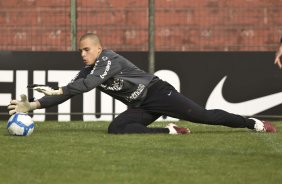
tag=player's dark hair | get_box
[80,32,103,47]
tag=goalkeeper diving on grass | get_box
[8,33,277,134]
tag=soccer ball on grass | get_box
[7,113,34,136]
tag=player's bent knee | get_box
[108,126,117,134]
[108,124,123,134]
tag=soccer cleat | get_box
[166,123,191,135]
[249,118,277,133]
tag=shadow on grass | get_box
[2,129,108,137]
[191,129,251,134]
[36,127,107,134]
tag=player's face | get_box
[79,38,102,65]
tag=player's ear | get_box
[98,46,102,53]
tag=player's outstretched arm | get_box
[7,94,40,115]
[33,86,63,96]
[274,39,282,69]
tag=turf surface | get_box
[0,121,281,184]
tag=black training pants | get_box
[108,80,255,134]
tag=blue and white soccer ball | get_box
[7,113,34,136]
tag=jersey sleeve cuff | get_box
[62,86,70,95]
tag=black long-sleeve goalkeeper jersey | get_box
[38,49,159,108]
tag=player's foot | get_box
[166,123,191,134]
[249,118,277,133]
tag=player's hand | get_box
[33,86,63,96]
[7,94,32,115]
[274,45,282,69]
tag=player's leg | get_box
[108,108,168,134]
[162,91,254,128]
[163,92,276,132]
[142,80,255,129]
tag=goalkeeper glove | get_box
[7,94,38,115]
[33,86,63,96]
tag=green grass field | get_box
[0,120,282,184]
